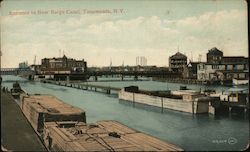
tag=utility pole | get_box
[34,55,36,65]
[198,54,202,62]
[109,58,112,70]
[191,51,193,62]
[0,50,2,80]
[0,50,2,85]
[59,49,61,57]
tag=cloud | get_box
[1,9,248,67]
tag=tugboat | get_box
[10,81,24,98]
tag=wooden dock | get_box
[41,80,121,94]
[153,77,206,85]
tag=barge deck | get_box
[118,86,211,114]
[43,120,183,151]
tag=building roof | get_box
[62,55,67,59]
[170,52,187,59]
[222,56,248,64]
[207,47,223,55]
[223,56,247,59]
[189,61,206,65]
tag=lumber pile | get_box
[42,120,183,151]
[20,94,86,133]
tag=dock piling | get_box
[161,98,163,113]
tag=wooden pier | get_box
[153,77,206,85]
[41,80,121,94]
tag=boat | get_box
[232,78,248,85]
[212,87,249,103]
[118,86,214,114]
[20,94,183,151]
[10,81,24,98]
[208,87,249,116]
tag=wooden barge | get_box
[20,94,86,134]
[118,86,212,114]
[42,120,183,151]
[20,94,183,151]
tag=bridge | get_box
[1,67,181,81]
[86,70,181,81]
[0,68,34,75]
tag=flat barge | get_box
[20,94,86,134]
[43,120,183,151]
[20,94,183,151]
[118,86,213,114]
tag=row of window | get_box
[198,64,246,70]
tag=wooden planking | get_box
[50,127,72,142]
[77,141,109,151]
[69,141,87,151]
[60,128,78,140]
[47,127,87,151]
[117,146,143,151]
[122,133,183,151]
[22,95,84,114]
[97,120,136,134]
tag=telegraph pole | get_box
[0,50,2,85]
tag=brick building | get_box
[40,55,87,74]
[169,52,187,72]
[207,47,223,64]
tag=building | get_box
[186,61,206,79]
[169,52,187,72]
[19,61,29,69]
[206,47,223,64]
[136,56,147,66]
[197,48,248,83]
[222,56,249,69]
[197,63,248,82]
[197,63,221,82]
[40,55,87,74]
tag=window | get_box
[199,64,204,70]
[227,65,233,70]
[239,73,245,78]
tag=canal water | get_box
[2,75,249,151]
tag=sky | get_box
[0,0,248,68]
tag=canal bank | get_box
[1,75,249,151]
[153,77,206,85]
[1,91,47,151]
